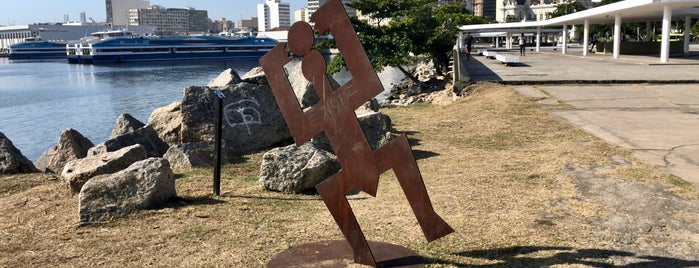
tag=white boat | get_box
[9,36,68,60]
[67,30,277,64]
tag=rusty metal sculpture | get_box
[260,0,454,266]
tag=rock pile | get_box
[383,59,455,107]
[1,60,404,221]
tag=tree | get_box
[326,0,485,86]
[548,0,587,18]
[427,4,487,75]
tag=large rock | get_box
[89,126,169,158]
[110,114,145,139]
[35,128,94,173]
[180,84,290,154]
[208,68,242,88]
[259,142,340,194]
[62,144,148,193]
[0,132,38,174]
[78,157,175,224]
[241,67,267,84]
[311,112,395,152]
[146,101,182,146]
[286,58,320,109]
[357,112,395,150]
[163,141,228,169]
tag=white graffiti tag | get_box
[223,98,262,135]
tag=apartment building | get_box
[128,6,208,35]
[257,0,291,31]
[106,0,150,26]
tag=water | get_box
[0,57,404,161]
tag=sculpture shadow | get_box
[392,131,440,160]
[426,246,699,268]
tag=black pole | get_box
[213,90,225,196]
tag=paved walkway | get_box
[462,46,699,188]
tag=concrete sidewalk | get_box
[462,47,699,188]
[464,46,699,83]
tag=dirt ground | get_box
[1,82,698,267]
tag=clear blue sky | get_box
[0,0,308,26]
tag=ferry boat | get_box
[8,37,68,60]
[67,30,278,64]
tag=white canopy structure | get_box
[459,0,699,63]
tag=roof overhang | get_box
[460,0,699,32]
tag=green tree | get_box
[326,0,484,86]
[428,4,486,75]
[548,0,587,18]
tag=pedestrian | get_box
[464,32,474,61]
[589,32,599,52]
[519,33,526,56]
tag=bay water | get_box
[0,57,402,161]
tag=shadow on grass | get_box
[413,149,440,160]
[426,246,699,267]
[164,196,226,209]
[393,131,440,160]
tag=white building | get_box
[257,0,291,31]
[306,0,356,21]
[106,0,150,26]
[496,0,593,23]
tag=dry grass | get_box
[1,82,697,267]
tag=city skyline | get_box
[0,0,308,26]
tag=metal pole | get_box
[213,90,225,196]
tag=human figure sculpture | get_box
[259,0,454,265]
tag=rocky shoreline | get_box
[0,59,452,223]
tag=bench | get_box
[495,54,520,66]
[482,50,497,59]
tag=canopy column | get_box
[684,16,691,54]
[660,4,672,63]
[613,14,621,59]
[562,24,568,54]
[506,32,512,49]
[645,21,652,41]
[536,27,541,52]
[583,19,589,56]
[458,32,464,51]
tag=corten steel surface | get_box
[259,0,454,266]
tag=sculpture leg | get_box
[315,171,377,266]
[375,134,455,242]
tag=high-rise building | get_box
[257,0,291,31]
[106,0,150,26]
[481,0,497,19]
[307,0,356,20]
[294,8,308,23]
[128,6,208,35]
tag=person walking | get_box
[589,32,599,52]
[519,33,526,56]
[464,32,474,61]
